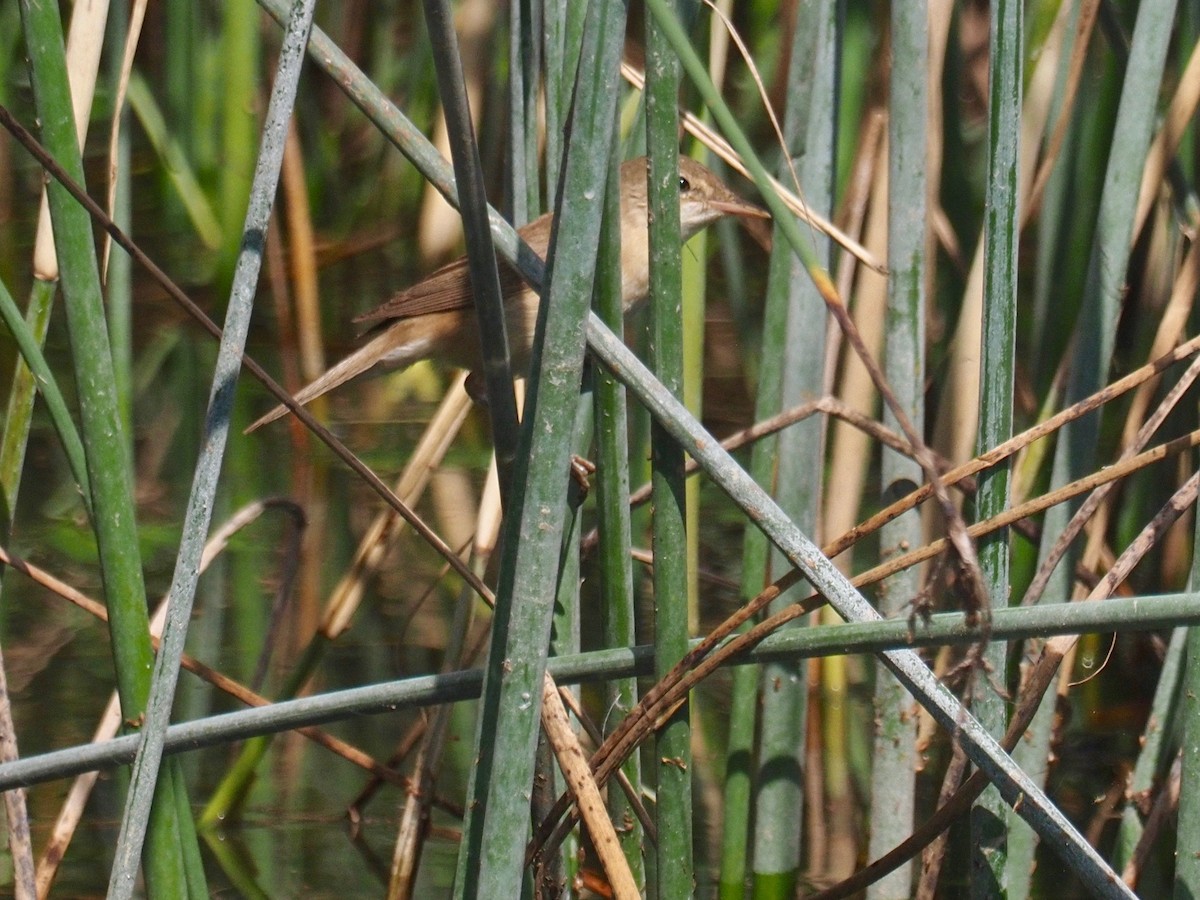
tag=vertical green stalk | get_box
[542,0,586,199]
[747,4,837,898]
[422,0,519,490]
[869,4,927,898]
[593,137,645,889]
[972,0,1021,895]
[542,0,564,195]
[0,279,89,500]
[539,1,585,881]
[1176,518,1200,896]
[548,391,592,886]
[108,0,133,470]
[506,0,539,226]
[162,0,199,257]
[645,6,692,898]
[17,1,190,895]
[218,0,260,276]
[0,279,56,523]
[718,658,756,898]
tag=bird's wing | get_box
[353,255,529,323]
[355,214,552,324]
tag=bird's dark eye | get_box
[679,176,692,192]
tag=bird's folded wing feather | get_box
[351,257,522,322]
[354,215,553,324]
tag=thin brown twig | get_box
[530,417,1200,861]
[915,744,968,900]
[1022,0,1101,225]
[853,429,1200,592]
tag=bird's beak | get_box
[712,197,771,220]
[715,196,773,254]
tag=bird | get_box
[246,155,768,432]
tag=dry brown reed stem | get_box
[321,374,473,638]
[1134,31,1200,235]
[36,690,120,898]
[816,131,885,878]
[537,675,640,900]
[265,217,305,431]
[555,686,656,843]
[810,470,1200,900]
[924,0,956,279]
[0,647,32,900]
[387,732,435,898]
[1023,0,1100,226]
[1121,240,1200,453]
[820,120,887,591]
[280,119,325,386]
[830,107,888,393]
[347,712,430,829]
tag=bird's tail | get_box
[244,327,410,433]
